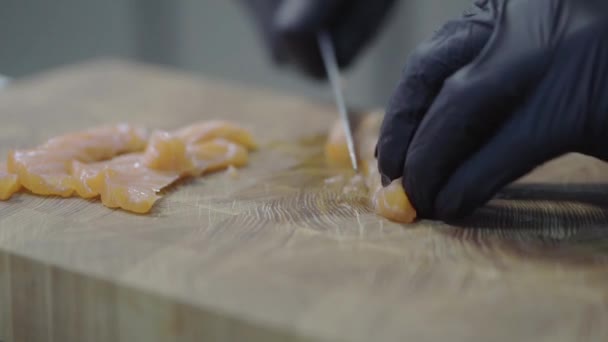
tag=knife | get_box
[317,31,359,172]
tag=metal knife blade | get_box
[317,31,359,172]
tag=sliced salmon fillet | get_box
[0,163,20,200]
[2,120,256,214]
[41,124,148,162]
[141,131,249,175]
[70,137,250,213]
[7,124,147,197]
[70,153,179,212]
[70,154,141,198]
[190,138,249,175]
[96,141,246,214]
[96,168,179,214]
[7,149,73,197]
[87,159,180,214]
[174,120,257,150]
[142,131,197,175]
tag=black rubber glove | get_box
[239,0,396,79]
[376,0,608,220]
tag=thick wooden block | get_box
[0,252,13,342]
[1,59,608,341]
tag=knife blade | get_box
[317,31,359,172]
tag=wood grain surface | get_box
[1,59,608,342]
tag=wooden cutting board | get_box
[2,59,608,342]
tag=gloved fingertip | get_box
[376,136,406,182]
[376,112,422,183]
[402,150,437,218]
[381,174,391,187]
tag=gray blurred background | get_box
[0,0,470,109]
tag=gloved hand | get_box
[239,0,396,79]
[376,0,608,220]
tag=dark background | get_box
[0,0,470,108]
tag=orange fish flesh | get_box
[0,163,20,200]
[1,120,256,214]
[174,120,257,150]
[7,124,147,197]
[324,117,417,223]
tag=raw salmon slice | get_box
[70,154,141,198]
[141,131,196,175]
[41,124,148,162]
[71,153,180,209]
[88,160,180,214]
[2,120,256,214]
[142,131,249,176]
[103,139,249,213]
[190,138,249,174]
[8,124,147,197]
[174,120,257,150]
[71,138,250,213]
[0,163,20,200]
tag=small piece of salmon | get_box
[174,120,257,150]
[141,131,197,176]
[190,138,249,175]
[324,116,417,224]
[0,163,20,200]
[88,159,180,214]
[70,154,142,198]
